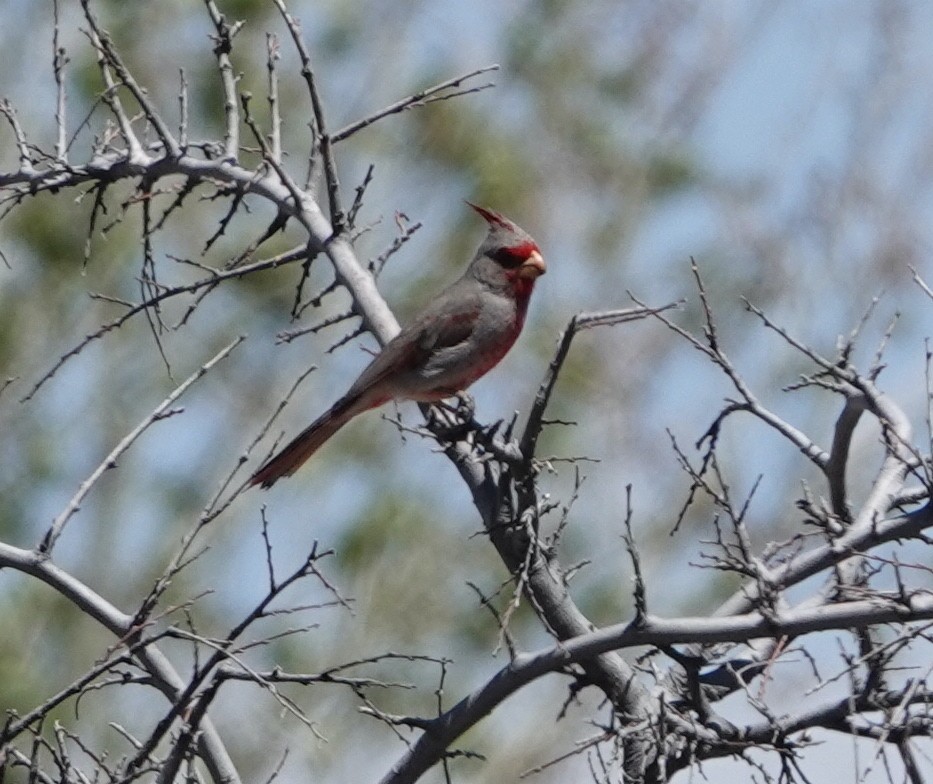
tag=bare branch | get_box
[0,100,34,173]
[266,33,282,164]
[0,542,240,784]
[80,0,180,157]
[203,0,241,161]
[21,243,306,402]
[383,591,933,784]
[910,265,933,301]
[272,0,343,230]
[824,393,868,519]
[41,337,245,554]
[332,65,500,143]
[521,303,679,460]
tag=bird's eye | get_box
[492,244,534,268]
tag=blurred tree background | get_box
[1,1,930,782]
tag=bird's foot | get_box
[452,391,475,422]
[428,392,477,442]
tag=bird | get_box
[249,203,546,488]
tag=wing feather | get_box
[344,284,482,400]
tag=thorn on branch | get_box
[621,485,648,625]
[347,164,374,230]
[369,217,422,278]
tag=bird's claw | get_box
[428,392,477,442]
[453,391,475,421]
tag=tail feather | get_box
[250,399,355,489]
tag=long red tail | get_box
[250,398,356,488]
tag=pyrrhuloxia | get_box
[250,203,546,488]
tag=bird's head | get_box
[467,202,546,297]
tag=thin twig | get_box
[267,33,282,164]
[203,0,241,160]
[0,100,34,173]
[52,0,68,161]
[81,0,178,157]
[41,337,244,554]
[520,303,679,459]
[272,0,343,230]
[332,65,500,143]
[21,245,306,401]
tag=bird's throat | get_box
[509,274,537,303]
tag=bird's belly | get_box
[408,321,522,400]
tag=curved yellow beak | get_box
[518,250,547,279]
